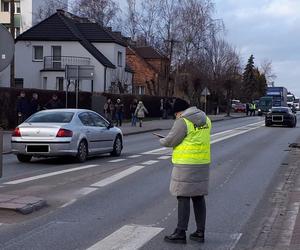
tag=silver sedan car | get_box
[11,109,123,163]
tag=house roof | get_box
[16,10,128,68]
[134,46,168,60]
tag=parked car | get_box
[233,103,246,113]
[11,109,123,163]
[265,107,297,127]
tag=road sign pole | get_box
[0,129,3,178]
[205,93,207,114]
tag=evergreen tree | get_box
[242,55,256,101]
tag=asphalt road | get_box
[0,115,298,250]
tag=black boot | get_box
[190,230,205,243]
[164,228,186,244]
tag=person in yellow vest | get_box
[159,98,211,244]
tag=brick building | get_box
[126,46,169,96]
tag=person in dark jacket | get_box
[115,99,124,127]
[29,93,40,116]
[45,94,63,109]
[130,99,138,126]
[159,98,211,245]
[16,91,30,123]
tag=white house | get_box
[2,9,133,93]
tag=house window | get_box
[136,86,145,95]
[15,2,20,14]
[33,46,43,61]
[15,78,24,88]
[43,77,47,89]
[117,51,122,67]
[52,46,62,69]
[2,2,9,12]
[56,77,64,91]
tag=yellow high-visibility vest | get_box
[172,117,211,165]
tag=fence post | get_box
[0,128,3,178]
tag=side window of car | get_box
[89,113,107,128]
[79,113,94,126]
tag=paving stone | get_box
[0,194,18,202]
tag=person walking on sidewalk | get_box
[16,91,30,124]
[29,93,40,116]
[130,99,138,126]
[115,99,124,127]
[104,98,114,122]
[135,101,148,127]
[159,98,211,245]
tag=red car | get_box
[233,103,246,112]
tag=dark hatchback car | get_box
[265,107,297,127]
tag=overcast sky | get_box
[214,0,300,96]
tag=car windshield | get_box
[271,108,288,113]
[26,112,74,123]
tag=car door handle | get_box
[87,130,91,133]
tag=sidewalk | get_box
[1,113,246,154]
[244,142,300,249]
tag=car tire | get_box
[76,140,88,163]
[111,135,122,157]
[265,122,271,127]
[17,154,32,163]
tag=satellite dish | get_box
[0,24,14,72]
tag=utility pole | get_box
[10,0,15,88]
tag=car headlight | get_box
[268,109,271,112]
[258,109,261,112]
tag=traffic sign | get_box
[201,87,210,96]
[0,24,14,72]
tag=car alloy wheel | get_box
[111,136,122,157]
[76,140,88,162]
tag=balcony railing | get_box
[43,56,91,71]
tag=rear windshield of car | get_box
[271,108,288,113]
[26,112,74,123]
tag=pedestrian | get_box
[130,99,138,126]
[45,94,63,109]
[252,102,256,116]
[16,91,30,124]
[159,98,211,245]
[104,98,114,122]
[29,92,40,116]
[135,101,148,127]
[246,103,249,116]
[115,98,124,127]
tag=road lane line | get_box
[142,147,167,154]
[3,164,99,185]
[142,160,159,165]
[158,156,171,160]
[60,199,77,208]
[76,187,98,196]
[128,155,142,158]
[91,166,145,187]
[229,233,243,250]
[108,159,126,163]
[86,225,164,250]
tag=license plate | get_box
[272,115,283,122]
[26,145,49,153]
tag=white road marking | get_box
[60,199,77,208]
[157,155,171,160]
[142,160,159,165]
[76,187,98,196]
[91,166,145,187]
[86,225,164,250]
[128,155,142,158]
[108,159,126,163]
[3,164,99,185]
[142,147,167,155]
[229,233,243,250]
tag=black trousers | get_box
[177,196,206,232]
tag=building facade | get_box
[1,10,133,93]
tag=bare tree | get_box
[123,0,140,40]
[35,0,68,23]
[260,59,277,86]
[72,0,120,27]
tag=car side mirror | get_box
[107,122,113,129]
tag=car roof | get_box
[38,109,94,114]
